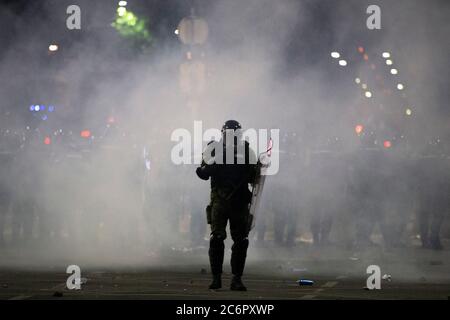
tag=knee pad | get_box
[210,233,226,248]
[232,237,249,251]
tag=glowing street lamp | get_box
[48,44,58,52]
[338,59,347,66]
[331,52,340,59]
[382,52,391,58]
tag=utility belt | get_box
[205,190,252,225]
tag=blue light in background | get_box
[30,104,57,114]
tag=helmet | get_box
[221,120,242,146]
[221,120,242,132]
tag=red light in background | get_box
[363,54,369,61]
[358,46,364,53]
[355,125,364,134]
[383,140,392,148]
[107,116,115,124]
[80,130,91,138]
[44,136,51,145]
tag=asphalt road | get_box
[0,243,449,300]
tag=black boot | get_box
[230,238,249,277]
[208,235,225,289]
[230,238,249,291]
[230,275,247,291]
[209,274,222,290]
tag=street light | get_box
[48,44,58,52]
[331,52,340,59]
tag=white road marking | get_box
[8,295,33,300]
[321,281,338,288]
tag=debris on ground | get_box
[382,274,392,282]
[53,291,63,297]
[297,279,314,286]
[1,284,8,288]
[349,257,359,261]
[292,268,308,273]
[80,278,88,284]
[429,261,443,266]
[200,268,207,274]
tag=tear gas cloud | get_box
[0,0,448,281]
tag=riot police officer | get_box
[196,120,258,291]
